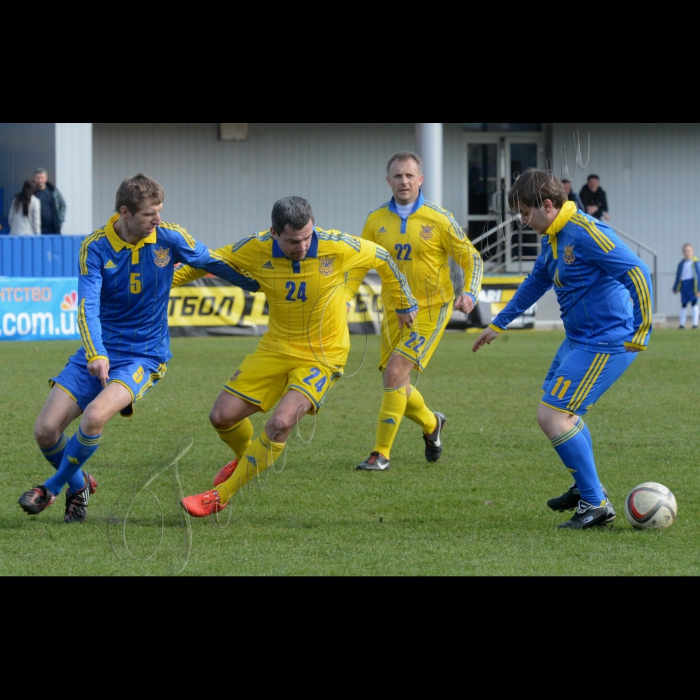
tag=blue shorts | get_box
[540,341,637,416]
[50,348,167,414]
[680,279,698,306]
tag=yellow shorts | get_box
[223,348,344,414]
[379,297,453,372]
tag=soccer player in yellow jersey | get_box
[356,151,484,471]
[177,196,418,518]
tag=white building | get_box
[1,122,693,319]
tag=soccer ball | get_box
[624,482,677,530]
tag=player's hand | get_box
[397,309,417,329]
[472,327,499,353]
[88,359,110,388]
[454,294,475,315]
[625,345,644,353]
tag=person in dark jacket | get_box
[32,167,67,234]
[562,179,583,210]
[579,174,610,222]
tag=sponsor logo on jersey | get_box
[378,226,387,234]
[153,246,171,267]
[132,366,144,383]
[564,246,576,264]
[262,261,274,269]
[104,260,117,269]
[229,369,242,382]
[419,225,435,240]
[319,255,335,276]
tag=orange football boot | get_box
[214,458,238,487]
[181,489,228,517]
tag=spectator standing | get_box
[578,174,610,221]
[8,180,41,235]
[562,179,583,210]
[672,243,700,329]
[32,167,66,234]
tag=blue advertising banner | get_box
[0,274,534,342]
[0,277,80,341]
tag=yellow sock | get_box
[216,418,254,460]
[374,386,407,458]
[404,385,436,434]
[217,430,285,504]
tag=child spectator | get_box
[673,243,700,328]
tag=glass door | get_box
[465,132,544,272]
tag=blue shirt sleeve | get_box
[174,237,260,292]
[491,252,552,330]
[579,230,653,348]
[78,243,107,362]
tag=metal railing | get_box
[468,215,537,275]
[462,216,659,313]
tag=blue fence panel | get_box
[0,235,87,277]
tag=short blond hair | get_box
[386,151,423,175]
[115,173,164,214]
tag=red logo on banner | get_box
[61,291,78,311]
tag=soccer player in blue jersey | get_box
[672,243,700,329]
[355,151,483,472]
[17,173,259,523]
[472,168,653,530]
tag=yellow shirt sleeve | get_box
[361,214,376,243]
[445,220,483,301]
[172,264,208,287]
[361,239,417,312]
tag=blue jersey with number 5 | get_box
[78,214,259,364]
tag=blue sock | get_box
[551,419,605,506]
[40,433,68,470]
[579,420,593,455]
[44,427,102,496]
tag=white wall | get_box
[56,123,92,235]
[552,123,700,318]
[87,122,700,318]
[92,123,419,249]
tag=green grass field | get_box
[0,328,697,577]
